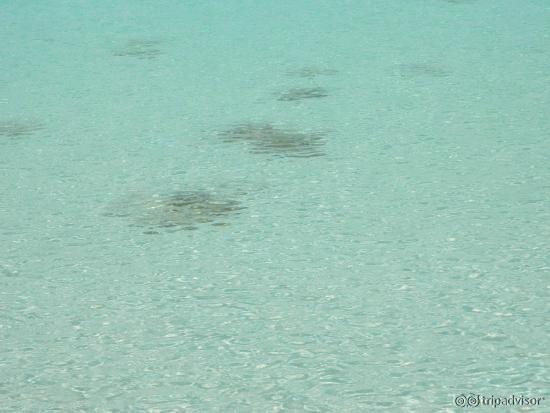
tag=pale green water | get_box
[1,1,549,412]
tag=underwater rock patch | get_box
[0,120,43,139]
[219,123,326,158]
[105,190,245,234]
[397,63,451,79]
[113,39,163,60]
[286,66,338,79]
[277,87,329,102]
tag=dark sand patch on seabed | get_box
[219,123,326,158]
[112,39,163,60]
[277,87,329,102]
[0,120,43,139]
[104,190,246,234]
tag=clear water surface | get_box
[1,1,549,412]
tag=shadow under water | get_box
[277,87,329,102]
[0,120,43,139]
[219,123,326,158]
[105,190,246,234]
[113,39,163,60]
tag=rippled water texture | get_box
[1,0,549,412]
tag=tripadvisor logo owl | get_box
[454,393,545,408]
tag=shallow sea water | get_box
[1,1,549,412]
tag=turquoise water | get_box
[1,1,549,411]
